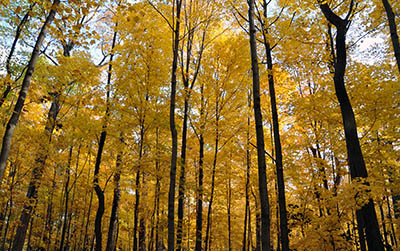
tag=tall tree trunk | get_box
[92,27,117,251]
[83,162,94,251]
[195,96,205,251]
[0,0,60,184]
[260,3,290,250]
[378,203,390,249]
[134,111,147,251]
[167,1,182,250]
[11,92,61,251]
[243,110,251,251]
[149,127,161,251]
[204,100,220,251]
[1,162,16,251]
[43,165,57,250]
[133,169,140,251]
[60,146,73,251]
[385,196,397,247]
[382,0,400,74]
[106,140,122,251]
[248,0,271,250]
[319,2,384,251]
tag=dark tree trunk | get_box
[176,8,207,250]
[106,145,122,251]
[134,115,146,251]
[382,0,400,74]
[60,146,73,251]
[0,0,60,184]
[176,98,188,251]
[195,133,204,251]
[262,25,290,251]
[385,196,397,246]
[42,163,57,250]
[93,131,106,251]
[133,170,140,251]
[248,0,271,250]
[319,2,384,251]
[167,1,182,250]
[259,2,290,249]
[378,203,390,250]
[243,112,251,251]
[149,127,161,251]
[204,99,220,251]
[93,26,117,251]
[11,92,61,251]
[0,3,35,108]
[83,170,94,251]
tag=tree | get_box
[247,0,271,250]
[318,1,384,250]
[381,0,400,73]
[0,0,60,185]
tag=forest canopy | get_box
[0,0,399,250]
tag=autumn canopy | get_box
[0,0,399,250]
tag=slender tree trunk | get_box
[319,2,384,250]
[60,146,73,251]
[0,0,60,184]
[378,203,390,250]
[167,1,182,250]
[260,3,290,250]
[149,127,161,251]
[385,196,397,247]
[93,27,117,251]
[382,0,400,74]
[248,0,271,250]
[227,166,232,251]
[176,97,188,251]
[83,165,94,251]
[243,108,251,251]
[0,3,35,108]
[247,205,253,251]
[1,163,16,251]
[93,131,106,251]
[133,170,140,251]
[195,132,204,251]
[194,80,206,251]
[134,116,146,251]
[11,91,61,251]
[43,166,57,250]
[252,190,261,251]
[204,103,220,251]
[106,141,122,251]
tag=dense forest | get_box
[0,0,399,250]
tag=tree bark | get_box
[93,26,117,251]
[0,0,60,185]
[204,97,220,251]
[195,83,205,251]
[382,0,400,74]
[261,13,290,251]
[106,141,122,251]
[59,146,73,251]
[243,110,251,251]
[248,0,271,250]
[167,1,182,250]
[11,90,61,251]
[319,2,384,251]
[133,169,140,251]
